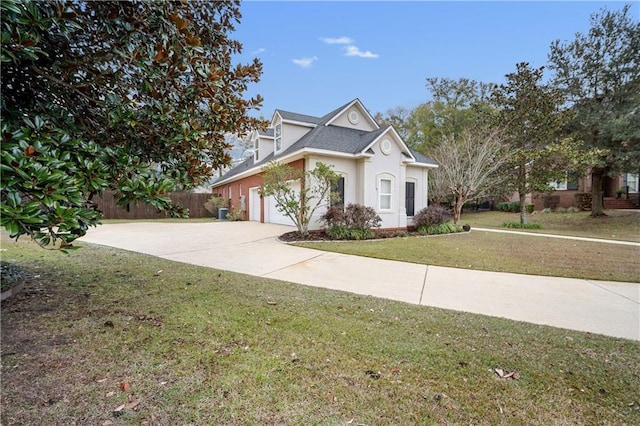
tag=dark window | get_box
[332,177,345,207]
[405,182,415,216]
[567,172,579,190]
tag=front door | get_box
[405,182,415,216]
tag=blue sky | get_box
[233,1,636,119]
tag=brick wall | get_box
[213,159,305,221]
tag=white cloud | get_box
[320,36,354,45]
[344,45,379,59]
[251,48,266,55]
[292,56,318,69]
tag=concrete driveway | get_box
[80,221,640,341]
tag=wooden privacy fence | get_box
[94,191,213,219]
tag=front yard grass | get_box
[459,209,640,242]
[1,236,639,424]
[295,210,640,283]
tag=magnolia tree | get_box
[431,128,511,223]
[1,0,263,249]
[260,162,339,237]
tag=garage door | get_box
[266,181,300,226]
[249,187,261,222]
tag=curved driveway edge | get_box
[80,221,640,341]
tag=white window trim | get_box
[549,179,568,191]
[626,173,639,193]
[549,172,578,191]
[378,175,393,212]
[253,136,260,162]
[275,123,282,152]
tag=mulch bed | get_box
[278,228,454,242]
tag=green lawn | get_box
[295,210,640,283]
[459,209,640,242]
[1,236,639,425]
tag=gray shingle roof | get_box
[213,100,437,185]
[275,110,321,125]
[316,100,356,124]
[280,125,386,156]
[409,148,438,166]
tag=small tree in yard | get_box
[431,128,511,224]
[260,162,339,237]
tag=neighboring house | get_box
[528,171,639,210]
[211,99,438,230]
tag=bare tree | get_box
[431,128,510,223]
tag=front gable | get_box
[325,99,379,131]
[362,127,413,162]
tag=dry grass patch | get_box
[1,236,639,425]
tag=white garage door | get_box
[266,181,300,226]
[249,187,261,222]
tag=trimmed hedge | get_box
[497,201,520,212]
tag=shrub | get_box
[320,206,345,228]
[502,222,542,229]
[226,207,243,221]
[526,203,535,214]
[574,192,592,211]
[497,201,520,212]
[344,203,381,229]
[326,226,374,240]
[413,205,451,229]
[423,223,464,235]
[542,208,552,214]
[556,207,567,213]
[567,206,580,213]
[204,195,229,217]
[543,195,560,210]
[321,204,381,240]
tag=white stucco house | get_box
[211,99,438,230]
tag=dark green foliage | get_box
[321,204,381,240]
[326,226,375,241]
[526,203,535,214]
[420,222,464,235]
[1,0,263,248]
[502,222,543,230]
[497,201,521,213]
[413,205,451,228]
[548,4,640,215]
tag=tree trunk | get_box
[590,168,606,217]
[452,197,461,224]
[519,192,528,225]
